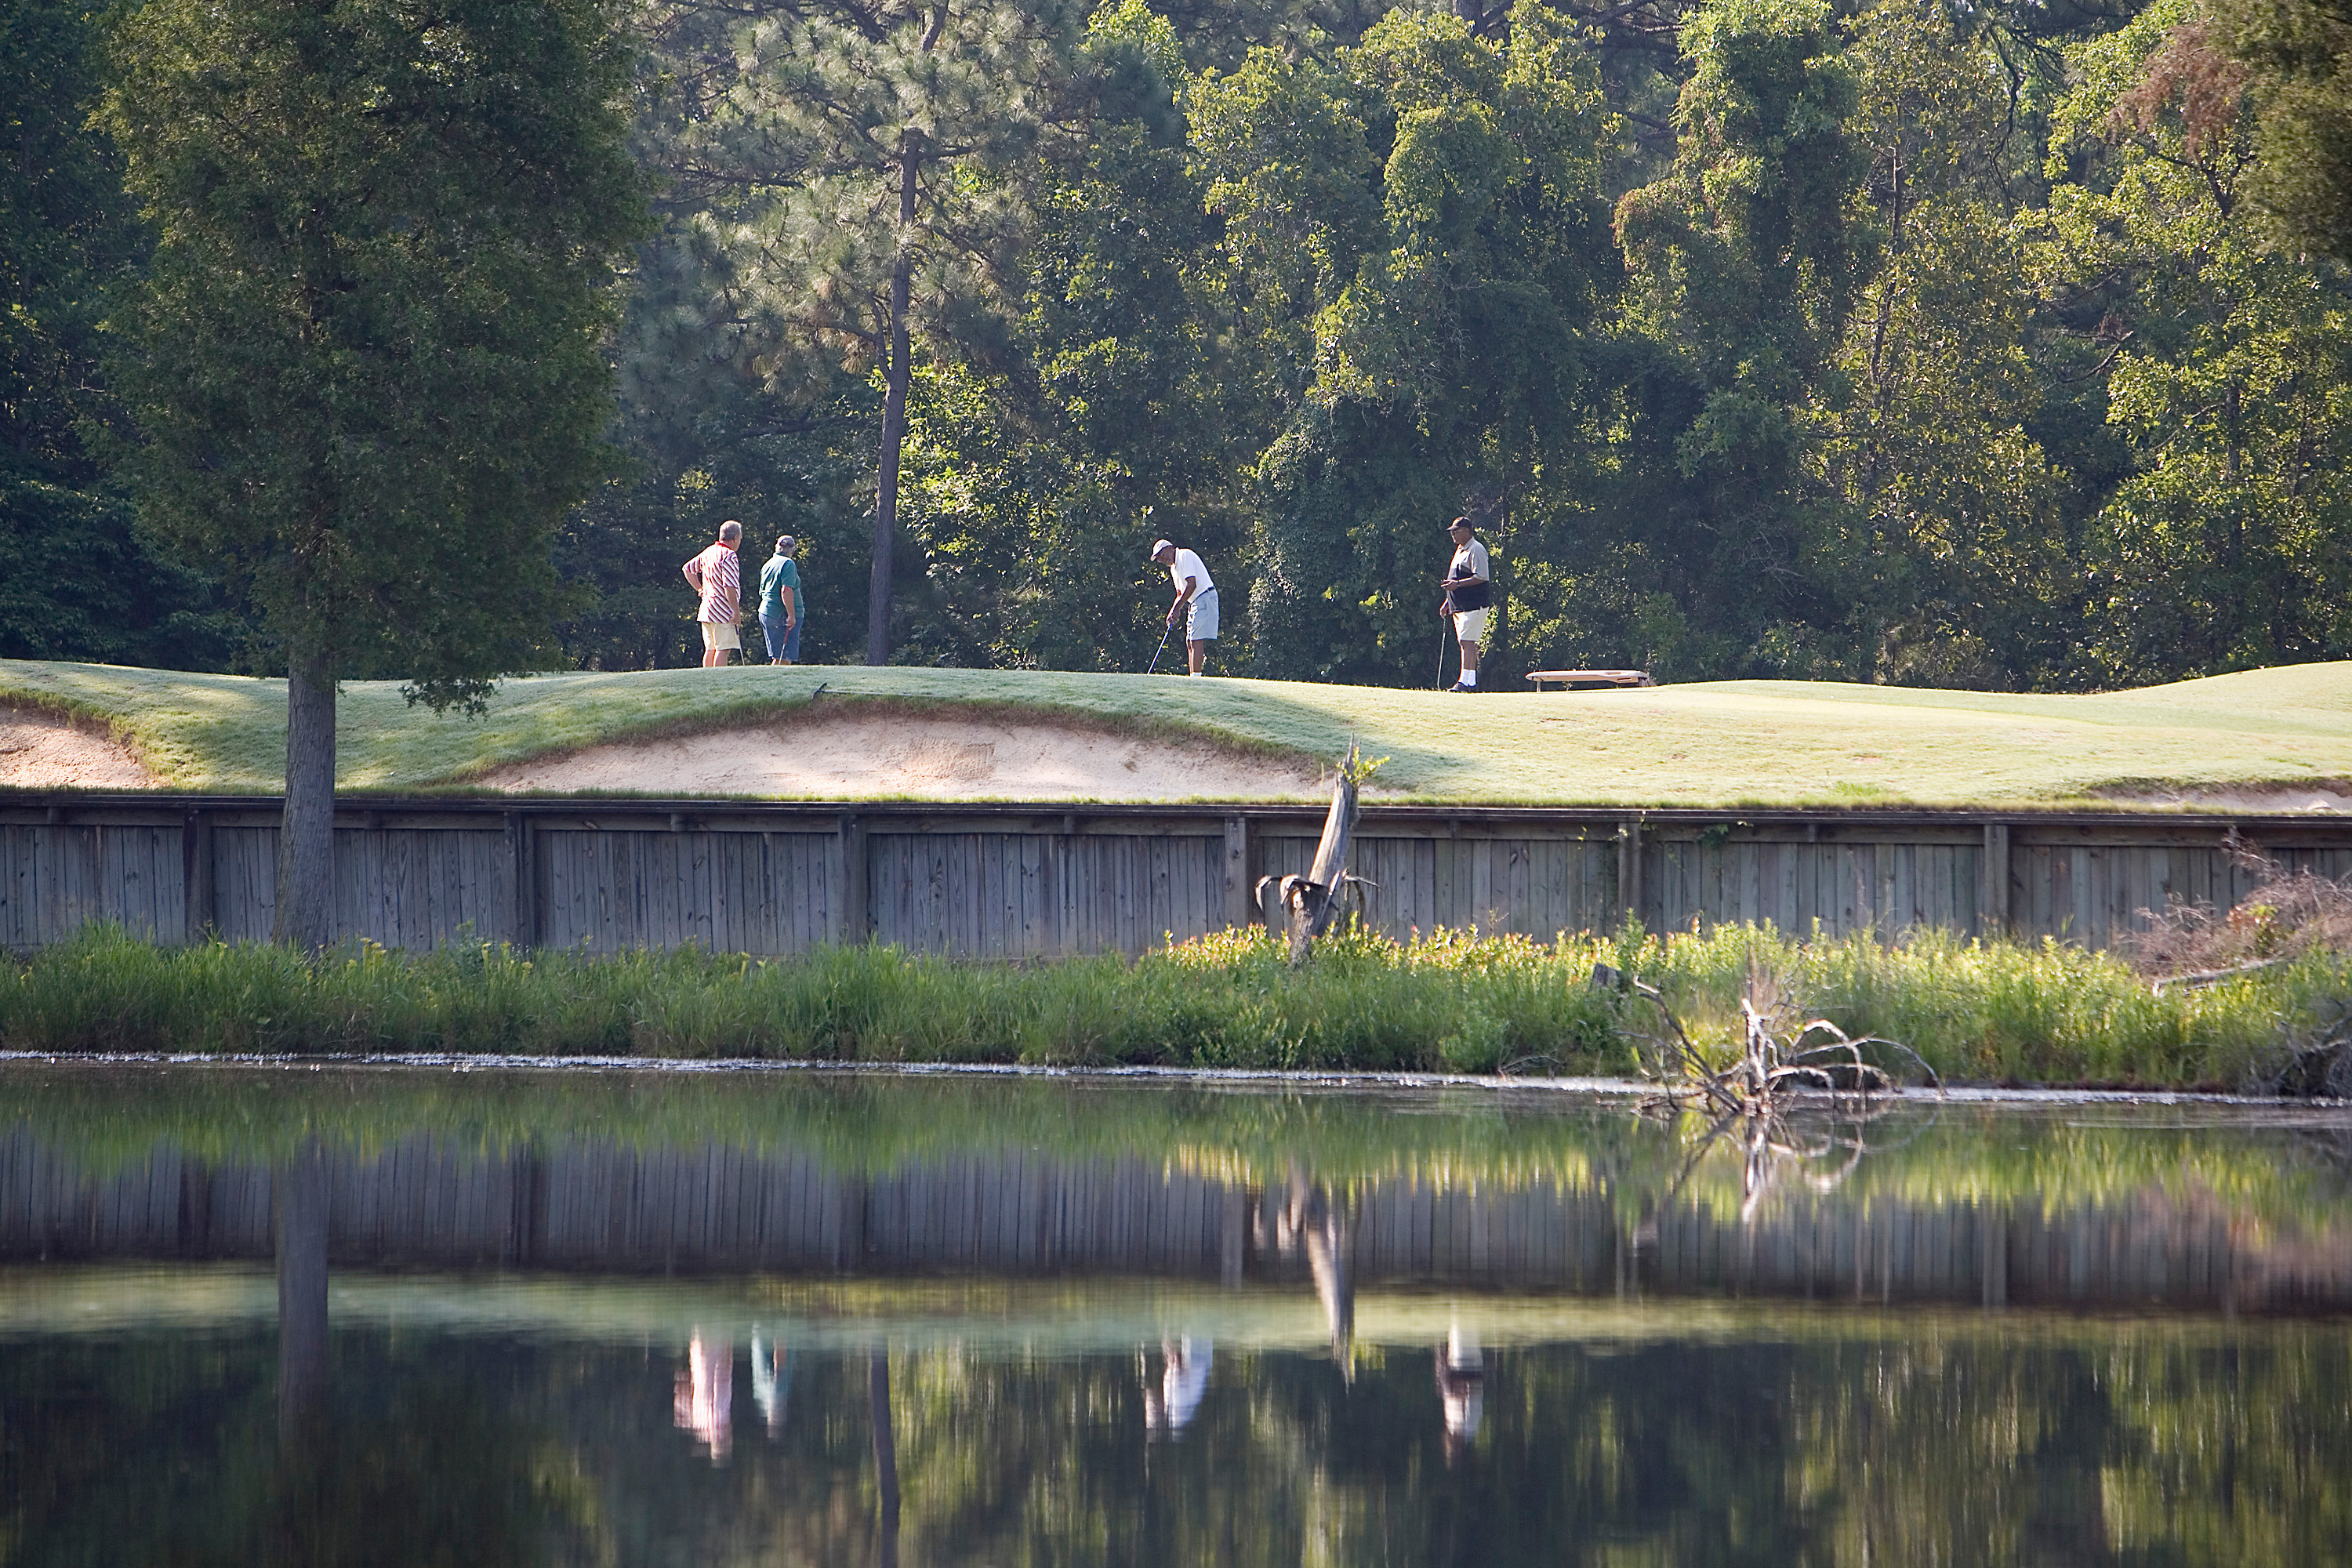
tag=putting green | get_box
[5,656,2352,807]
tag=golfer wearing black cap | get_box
[1149,538,1218,677]
[1440,516,1491,692]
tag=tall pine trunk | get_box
[275,648,336,948]
[866,133,920,667]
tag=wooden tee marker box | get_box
[1526,670,1654,691]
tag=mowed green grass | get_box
[7,655,2352,806]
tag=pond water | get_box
[4,1062,2350,1566]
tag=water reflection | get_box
[1143,1336,1214,1439]
[1436,1323,1483,1463]
[750,1328,790,1438]
[274,1142,328,1439]
[674,1330,733,1462]
[1278,1159,1355,1357]
[4,1065,2352,1566]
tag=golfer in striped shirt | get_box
[683,520,743,667]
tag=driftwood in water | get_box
[1255,768,1362,964]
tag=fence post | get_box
[1225,815,1251,928]
[839,811,869,944]
[506,811,537,949]
[181,808,214,942]
[1617,817,1643,929]
[1981,822,2011,938]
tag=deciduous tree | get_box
[1613,0,1875,677]
[2028,0,2352,680]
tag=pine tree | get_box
[100,0,645,946]
[641,0,1084,664]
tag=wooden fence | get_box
[4,1128,2341,1313]
[5,793,2350,956]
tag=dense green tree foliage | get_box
[96,0,644,941]
[2035,0,2352,680]
[0,0,236,668]
[9,0,2347,692]
[2212,0,2352,261]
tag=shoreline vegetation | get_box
[5,920,2345,1094]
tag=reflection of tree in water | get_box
[9,1319,2352,1564]
[0,1334,611,1567]
[1646,1099,1941,1230]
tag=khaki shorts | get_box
[1453,608,1488,643]
[701,620,741,652]
[1187,588,1219,641]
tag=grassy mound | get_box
[9,656,2352,806]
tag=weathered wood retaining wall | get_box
[5,793,2349,956]
[4,1130,2340,1312]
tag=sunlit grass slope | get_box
[8,656,2352,806]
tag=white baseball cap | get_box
[1149,538,1175,559]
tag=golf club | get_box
[1436,619,1450,689]
[1145,618,1174,675]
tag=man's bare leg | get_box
[1458,640,1479,685]
[1187,639,1207,676]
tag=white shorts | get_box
[1187,589,1219,641]
[701,620,741,652]
[1453,608,1488,643]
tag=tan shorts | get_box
[701,620,741,652]
[1453,608,1489,643]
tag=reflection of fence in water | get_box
[2,1128,2343,1312]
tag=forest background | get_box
[6,0,2350,694]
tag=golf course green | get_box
[6,656,2352,808]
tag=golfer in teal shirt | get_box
[758,535,802,665]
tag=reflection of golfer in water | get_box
[673,1329,733,1462]
[1281,1160,1354,1357]
[1142,1336,1214,1439]
[1435,1323,1484,1464]
[750,1329,791,1439]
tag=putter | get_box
[1436,619,1450,690]
[1145,619,1175,675]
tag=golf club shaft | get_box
[1146,620,1174,675]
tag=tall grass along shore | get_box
[4,920,2336,1092]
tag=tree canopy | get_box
[9,0,2348,695]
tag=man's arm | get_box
[782,583,797,624]
[683,555,704,593]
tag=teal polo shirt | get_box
[759,554,801,619]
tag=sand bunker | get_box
[2100,782,2352,813]
[478,710,1326,801]
[0,707,154,790]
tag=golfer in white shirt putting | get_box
[1149,538,1218,677]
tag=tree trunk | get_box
[869,1351,900,1567]
[275,648,336,949]
[866,134,920,668]
[274,1140,330,1436]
